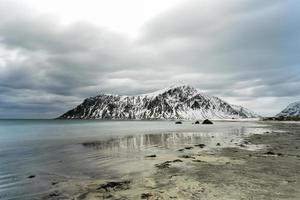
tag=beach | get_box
[0,120,299,199]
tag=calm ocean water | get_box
[0,119,271,199]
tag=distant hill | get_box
[276,101,300,117]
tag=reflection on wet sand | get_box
[81,126,267,153]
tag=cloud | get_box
[0,0,299,118]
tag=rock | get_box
[51,181,58,186]
[146,155,156,158]
[49,191,60,197]
[155,161,172,169]
[194,144,206,148]
[27,175,36,179]
[264,151,275,155]
[172,159,183,163]
[82,141,102,147]
[175,121,182,124]
[141,193,153,199]
[97,180,130,191]
[178,149,185,152]
[195,121,200,124]
[216,143,221,146]
[202,119,213,124]
[179,155,196,159]
[192,160,204,163]
[184,146,193,150]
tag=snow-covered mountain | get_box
[230,104,260,118]
[58,85,259,120]
[276,101,300,117]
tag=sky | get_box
[0,0,299,118]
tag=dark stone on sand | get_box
[202,119,213,124]
[82,141,103,147]
[172,159,183,163]
[49,191,60,197]
[216,143,221,146]
[155,159,183,169]
[175,121,182,124]
[194,144,206,148]
[178,149,185,152]
[277,153,283,156]
[192,160,204,163]
[51,181,58,186]
[27,175,36,179]
[264,151,276,155]
[141,193,153,199]
[179,155,196,159]
[195,121,200,124]
[155,161,172,169]
[184,146,193,150]
[146,155,156,158]
[97,180,130,191]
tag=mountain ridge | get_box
[58,85,259,120]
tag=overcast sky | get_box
[0,0,299,118]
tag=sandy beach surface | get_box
[32,121,300,200]
[0,120,299,200]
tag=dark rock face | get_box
[58,85,258,120]
[195,121,200,124]
[202,119,213,124]
[175,121,183,124]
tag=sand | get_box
[41,122,300,200]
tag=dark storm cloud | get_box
[0,0,299,118]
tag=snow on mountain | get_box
[230,104,260,118]
[276,101,300,117]
[58,85,259,120]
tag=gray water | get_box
[0,120,271,199]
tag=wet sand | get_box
[38,122,300,200]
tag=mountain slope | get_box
[230,104,260,118]
[276,101,300,117]
[58,85,259,120]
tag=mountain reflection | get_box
[81,126,263,152]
